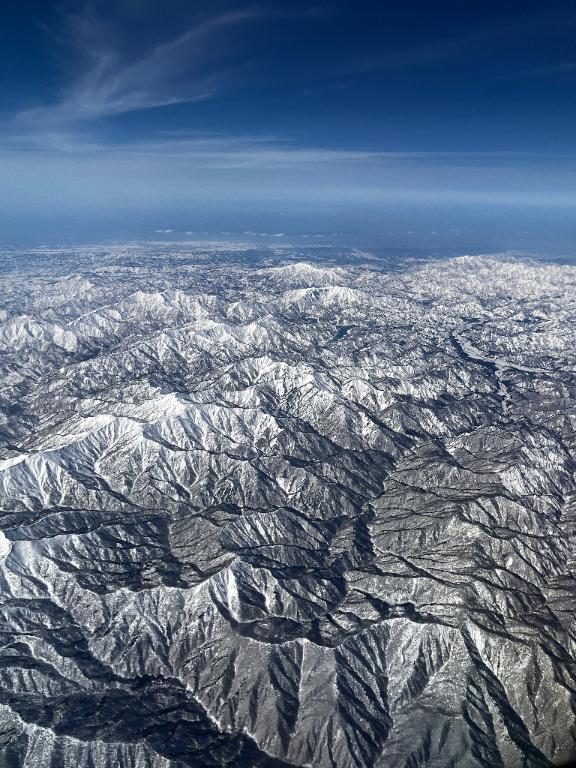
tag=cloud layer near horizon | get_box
[3,135,576,219]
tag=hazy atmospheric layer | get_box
[0,243,575,768]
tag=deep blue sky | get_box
[2,1,576,247]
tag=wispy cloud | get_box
[18,5,262,124]
[351,7,576,74]
[551,61,576,72]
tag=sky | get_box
[1,0,576,248]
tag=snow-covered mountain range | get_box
[0,243,575,768]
